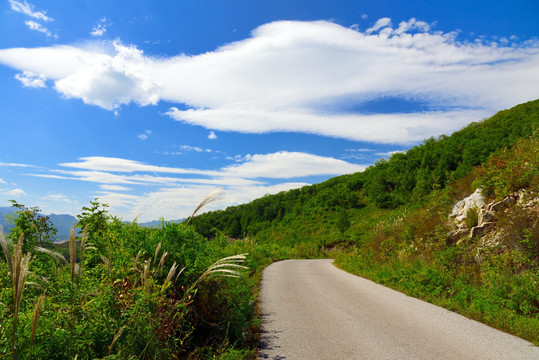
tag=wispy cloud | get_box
[137,129,151,140]
[24,20,52,36]
[375,150,407,157]
[14,70,46,88]
[8,0,54,37]
[0,161,37,168]
[1,19,538,144]
[90,17,110,37]
[8,0,53,22]
[45,194,72,203]
[99,185,132,191]
[366,17,391,34]
[208,131,217,140]
[25,152,365,221]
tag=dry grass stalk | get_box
[12,233,32,353]
[161,261,179,293]
[35,246,67,264]
[79,226,89,277]
[157,251,167,273]
[186,187,224,224]
[191,254,248,291]
[69,228,76,283]
[141,259,151,292]
[101,255,111,272]
[153,242,162,263]
[30,292,47,350]
[133,250,142,271]
[0,231,12,272]
[107,325,126,356]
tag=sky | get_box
[0,0,538,222]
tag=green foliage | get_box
[0,200,270,359]
[475,135,539,200]
[465,206,479,229]
[336,210,351,235]
[6,200,57,252]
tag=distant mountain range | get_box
[0,207,184,242]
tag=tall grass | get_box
[1,232,33,358]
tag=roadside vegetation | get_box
[1,99,538,358]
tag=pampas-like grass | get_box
[30,292,46,350]
[107,325,126,356]
[69,228,76,283]
[189,254,248,292]
[35,246,67,264]
[186,187,224,224]
[11,233,33,354]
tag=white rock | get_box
[449,189,486,223]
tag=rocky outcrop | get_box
[469,222,496,238]
[448,188,537,242]
[477,209,495,225]
[448,188,485,223]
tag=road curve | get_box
[258,259,539,360]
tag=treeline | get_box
[192,99,539,237]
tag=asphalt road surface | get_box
[258,259,539,360]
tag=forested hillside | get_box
[191,99,539,239]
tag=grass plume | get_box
[186,187,224,224]
[30,292,46,351]
[11,233,33,355]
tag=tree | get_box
[76,199,111,252]
[336,210,351,235]
[6,200,57,252]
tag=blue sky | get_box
[0,0,538,222]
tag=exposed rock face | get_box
[477,209,495,226]
[448,188,537,242]
[449,188,485,223]
[470,222,495,238]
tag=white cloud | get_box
[5,188,26,197]
[366,17,392,34]
[24,20,51,36]
[25,151,364,221]
[14,70,46,88]
[8,0,53,22]
[0,178,6,184]
[1,20,539,143]
[53,42,162,109]
[57,152,365,180]
[99,185,131,191]
[180,145,204,152]
[375,150,407,157]
[91,17,110,37]
[137,129,151,140]
[220,152,365,178]
[45,194,72,203]
[394,18,430,35]
[0,161,37,168]
[208,131,217,140]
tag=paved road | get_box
[258,259,539,360]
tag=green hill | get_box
[191,99,539,345]
[191,99,539,241]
